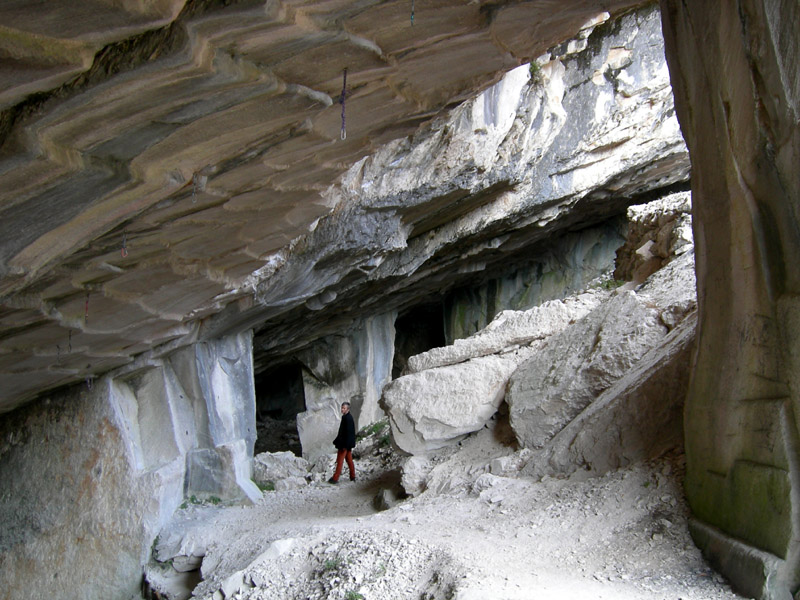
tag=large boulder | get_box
[382,290,610,455]
[252,451,310,484]
[523,311,696,478]
[382,353,529,455]
[506,291,669,448]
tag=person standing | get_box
[329,401,356,483]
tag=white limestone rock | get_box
[407,291,606,373]
[614,191,693,284]
[382,352,531,455]
[252,451,309,483]
[506,291,668,449]
[401,455,433,497]
[523,311,696,479]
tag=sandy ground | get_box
[151,424,748,600]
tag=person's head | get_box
[340,402,351,415]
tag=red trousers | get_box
[333,448,355,481]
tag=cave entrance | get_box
[253,361,305,456]
[393,302,446,378]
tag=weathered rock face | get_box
[614,192,693,284]
[295,312,395,460]
[0,384,164,600]
[388,193,695,483]
[0,331,260,600]
[660,2,800,598]
[443,220,625,342]
[507,291,670,447]
[382,288,608,454]
[0,0,651,413]
[250,4,688,366]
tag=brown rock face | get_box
[661,1,800,598]
[0,0,641,412]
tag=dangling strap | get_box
[340,68,348,140]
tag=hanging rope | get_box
[121,232,128,258]
[68,330,72,353]
[340,68,348,140]
[56,344,61,364]
[84,292,90,326]
[192,174,198,203]
[411,0,414,25]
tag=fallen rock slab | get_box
[407,292,606,373]
[382,352,531,455]
[252,451,310,484]
[524,311,697,478]
[506,291,668,449]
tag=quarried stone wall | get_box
[660,2,800,598]
[0,331,260,600]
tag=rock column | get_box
[660,2,800,598]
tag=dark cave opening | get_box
[253,361,305,456]
[392,301,447,379]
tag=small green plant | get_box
[209,495,221,505]
[590,277,626,291]
[256,480,275,492]
[601,278,625,290]
[179,501,188,510]
[190,494,200,505]
[323,557,344,572]
[379,433,391,447]
[529,61,543,85]
[345,592,364,600]
[357,419,388,440]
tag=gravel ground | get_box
[148,424,747,600]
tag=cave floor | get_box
[164,438,745,600]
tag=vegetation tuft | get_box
[357,419,388,440]
[256,480,276,492]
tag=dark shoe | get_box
[327,477,338,484]
[350,477,356,482]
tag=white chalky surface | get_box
[161,431,744,600]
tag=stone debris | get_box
[615,192,693,284]
[252,451,310,485]
[194,530,462,600]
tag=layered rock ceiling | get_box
[0,0,659,412]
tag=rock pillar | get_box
[660,2,800,598]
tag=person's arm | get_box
[346,414,356,449]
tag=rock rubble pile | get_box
[194,530,461,600]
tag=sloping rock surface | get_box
[506,290,669,448]
[0,4,686,411]
[385,193,696,461]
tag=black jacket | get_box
[333,412,356,450]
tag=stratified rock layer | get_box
[0,4,685,411]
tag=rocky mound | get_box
[384,192,695,481]
[193,530,462,600]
